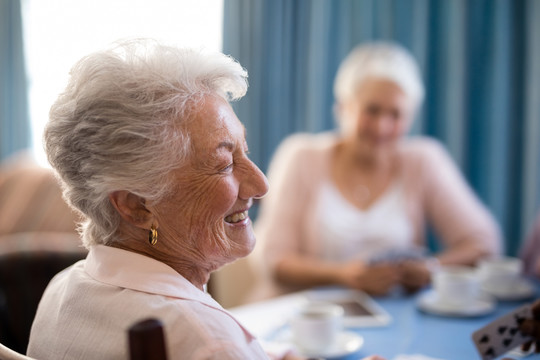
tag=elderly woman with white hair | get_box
[253,41,501,299]
[26,39,311,360]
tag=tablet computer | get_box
[303,288,392,327]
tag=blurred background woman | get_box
[252,42,501,300]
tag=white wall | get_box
[22,0,223,166]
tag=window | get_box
[22,0,223,165]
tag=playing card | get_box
[369,248,426,265]
[472,303,533,360]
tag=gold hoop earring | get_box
[148,225,158,246]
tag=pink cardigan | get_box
[251,132,502,299]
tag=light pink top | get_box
[252,132,502,298]
[27,245,269,360]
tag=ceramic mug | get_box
[290,301,344,353]
[432,265,480,307]
[477,256,523,293]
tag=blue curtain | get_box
[223,0,540,256]
[0,0,30,161]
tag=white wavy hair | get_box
[45,39,248,248]
[333,41,425,111]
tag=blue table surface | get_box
[230,282,540,360]
[341,285,540,360]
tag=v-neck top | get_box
[315,180,413,262]
[27,245,269,360]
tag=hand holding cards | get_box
[472,303,533,359]
[368,248,433,293]
[369,248,427,265]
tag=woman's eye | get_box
[366,105,380,116]
[220,163,233,172]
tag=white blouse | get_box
[27,245,269,360]
[315,181,414,263]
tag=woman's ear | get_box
[109,191,153,229]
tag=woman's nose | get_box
[242,160,269,200]
[373,116,395,136]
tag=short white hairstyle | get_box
[45,39,248,248]
[333,41,424,110]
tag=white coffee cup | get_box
[478,256,523,293]
[290,301,344,353]
[432,265,480,307]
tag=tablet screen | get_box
[334,299,374,316]
[304,288,392,327]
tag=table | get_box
[229,285,540,360]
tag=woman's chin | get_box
[233,235,256,258]
[222,227,256,258]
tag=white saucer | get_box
[481,279,536,301]
[296,331,364,359]
[417,289,495,317]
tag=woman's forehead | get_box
[185,97,246,151]
[357,77,405,95]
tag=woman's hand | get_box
[398,260,432,293]
[518,299,540,353]
[336,261,400,296]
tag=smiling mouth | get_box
[224,210,248,224]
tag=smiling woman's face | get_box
[339,78,414,160]
[150,95,269,270]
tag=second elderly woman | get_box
[252,42,501,300]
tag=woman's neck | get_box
[109,226,212,291]
[336,139,395,173]
[331,140,399,210]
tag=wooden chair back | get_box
[128,318,168,360]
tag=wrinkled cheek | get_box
[197,210,228,247]
[181,184,234,256]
